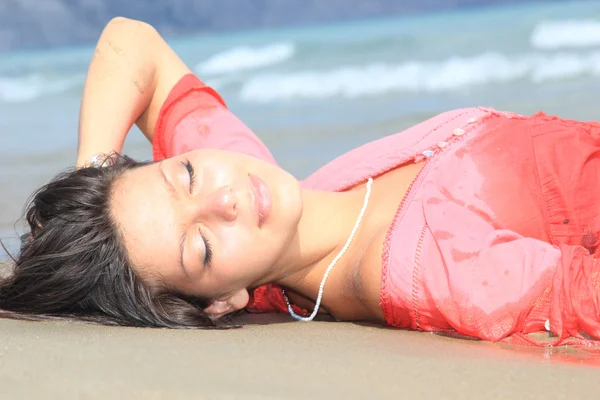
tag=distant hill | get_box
[1,0,550,51]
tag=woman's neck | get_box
[266,186,368,297]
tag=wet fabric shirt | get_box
[153,74,600,350]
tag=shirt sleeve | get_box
[246,283,309,316]
[152,74,276,165]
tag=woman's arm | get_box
[76,17,191,167]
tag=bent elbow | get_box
[103,16,156,36]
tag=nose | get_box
[195,185,238,222]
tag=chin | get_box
[273,173,303,226]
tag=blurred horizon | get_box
[0,0,582,52]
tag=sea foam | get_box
[195,42,295,75]
[239,51,600,102]
[530,20,600,50]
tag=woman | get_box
[2,17,599,350]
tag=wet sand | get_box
[1,315,599,399]
[0,262,598,399]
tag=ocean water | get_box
[2,0,600,253]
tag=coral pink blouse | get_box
[153,74,600,350]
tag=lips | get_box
[249,173,272,227]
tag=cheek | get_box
[215,226,267,267]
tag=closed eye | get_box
[201,232,213,267]
[182,160,196,193]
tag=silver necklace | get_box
[282,177,373,321]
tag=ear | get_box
[204,289,249,319]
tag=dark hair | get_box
[0,154,229,329]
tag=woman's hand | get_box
[76,17,192,168]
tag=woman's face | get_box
[110,149,303,300]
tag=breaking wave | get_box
[0,74,82,104]
[530,20,600,50]
[195,42,295,75]
[240,51,600,102]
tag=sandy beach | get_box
[3,2,600,398]
[0,265,597,400]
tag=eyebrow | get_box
[159,162,190,279]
